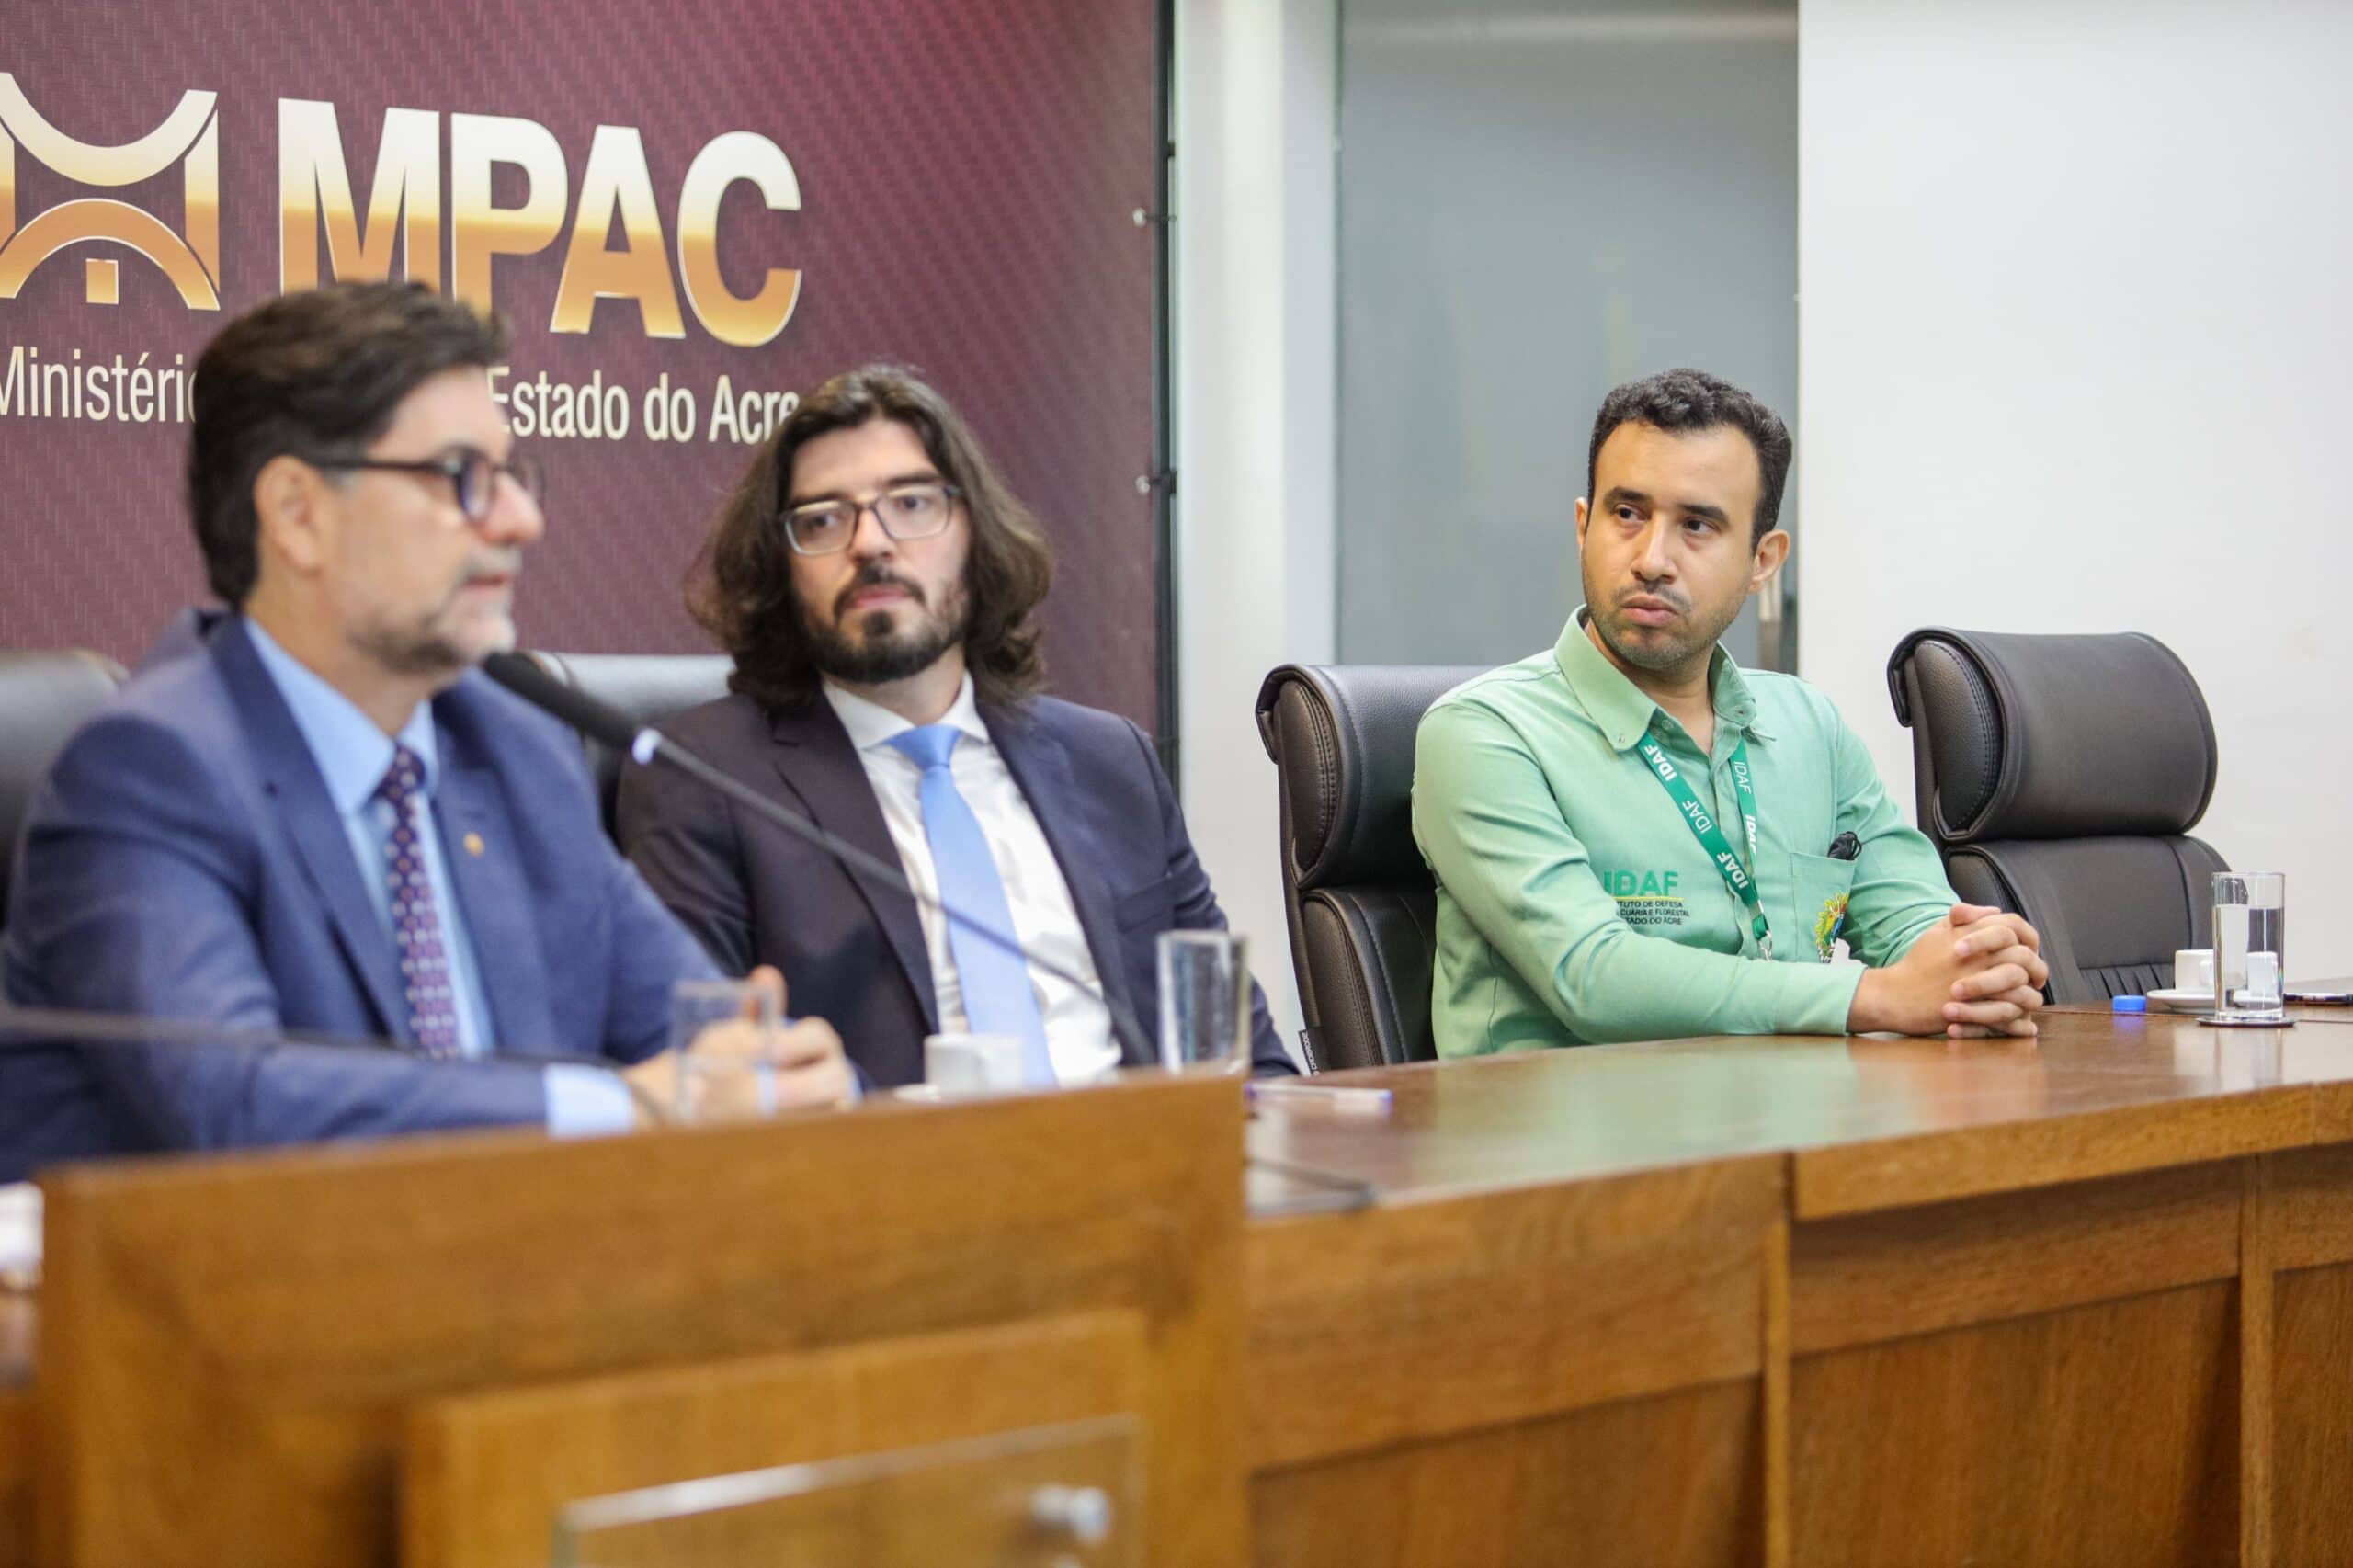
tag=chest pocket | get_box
[1787,851,1859,962]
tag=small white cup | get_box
[2175,949,2215,993]
[923,1032,1026,1094]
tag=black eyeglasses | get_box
[780,482,963,556]
[313,448,547,523]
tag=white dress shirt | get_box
[824,677,1120,1085]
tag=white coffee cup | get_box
[2175,949,2215,992]
[923,1033,1026,1094]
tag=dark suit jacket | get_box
[0,614,716,1176]
[616,689,1290,1086]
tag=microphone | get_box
[480,652,1159,1068]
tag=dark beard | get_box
[801,571,970,686]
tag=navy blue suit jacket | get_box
[0,615,714,1176]
[616,689,1290,1087]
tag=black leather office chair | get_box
[519,652,736,833]
[1256,664,1488,1072]
[1887,628,2224,1003]
[0,651,128,932]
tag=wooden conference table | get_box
[10,1002,2353,1564]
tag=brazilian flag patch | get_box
[1813,892,1851,962]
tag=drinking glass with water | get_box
[2210,872,2288,1025]
[1157,931,1249,1071]
[668,978,782,1119]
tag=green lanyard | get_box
[1635,733,1771,960]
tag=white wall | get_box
[1172,0,1337,1054]
[1801,0,2353,969]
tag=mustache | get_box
[462,551,523,585]
[835,562,926,617]
[431,552,523,613]
[1615,585,1689,614]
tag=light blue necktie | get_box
[888,725,1055,1085]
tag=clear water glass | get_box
[669,978,780,1121]
[2211,872,2287,1024]
[1156,931,1249,1071]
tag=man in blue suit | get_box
[618,366,1290,1087]
[1,283,848,1176]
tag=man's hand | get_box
[621,966,853,1124]
[1847,903,2050,1038]
[1941,903,2049,1037]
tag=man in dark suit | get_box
[618,366,1290,1087]
[1,283,847,1176]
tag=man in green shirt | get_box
[1414,369,2048,1055]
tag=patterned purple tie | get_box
[376,744,460,1057]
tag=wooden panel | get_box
[37,1075,1245,1568]
[2263,1142,2353,1271]
[2240,1160,2273,1568]
[1793,1090,2309,1218]
[2271,1262,2353,1566]
[1790,1162,2243,1355]
[1245,1154,1781,1469]
[405,1312,1140,1568]
[0,1388,24,1568]
[2308,1079,2353,1144]
[1253,1381,1758,1568]
[1790,1283,2239,1567]
[563,1423,1135,1567]
[1760,1218,1790,1568]
[2266,1142,2353,1562]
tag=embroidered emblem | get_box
[1813,892,1850,962]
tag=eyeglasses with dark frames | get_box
[780,482,963,556]
[312,448,547,523]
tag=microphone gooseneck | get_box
[481,653,1159,1067]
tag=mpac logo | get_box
[0,74,222,309]
[0,74,802,347]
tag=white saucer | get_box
[2143,988,2213,1011]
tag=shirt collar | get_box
[822,673,987,756]
[1555,606,1768,753]
[243,618,440,814]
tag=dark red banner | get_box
[0,0,1159,726]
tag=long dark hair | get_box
[689,364,1054,711]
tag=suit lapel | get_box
[433,733,559,1054]
[768,702,938,1032]
[986,703,1144,1061]
[212,620,411,1042]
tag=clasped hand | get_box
[1848,903,2050,1039]
[620,966,853,1125]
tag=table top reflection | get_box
[1246,1008,2353,1217]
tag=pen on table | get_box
[1247,1081,1395,1115]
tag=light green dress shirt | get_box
[1414,610,1956,1055]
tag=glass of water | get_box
[1157,931,1249,1072]
[2210,872,2288,1025]
[669,978,781,1120]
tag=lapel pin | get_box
[462,832,486,858]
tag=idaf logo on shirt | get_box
[1602,868,1688,929]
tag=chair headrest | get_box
[520,652,737,827]
[1886,628,2216,843]
[0,651,128,915]
[1256,664,1488,888]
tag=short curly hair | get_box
[1586,369,1791,543]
